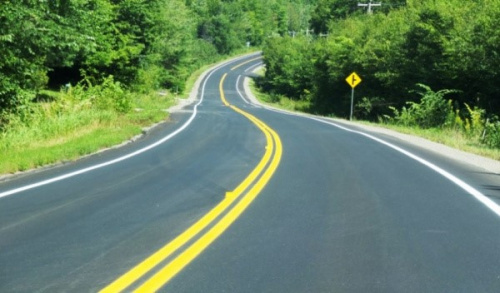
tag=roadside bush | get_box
[385,83,500,149]
[134,65,164,94]
[67,76,133,113]
[389,84,455,128]
[355,97,387,120]
[262,36,315,100]
[0,90,36,129]
[96,77,133,113]
[1,76,133,139]
[483,118,500,148]
[411,84,456,128]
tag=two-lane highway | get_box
[1,54,500,292]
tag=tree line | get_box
[4,0,498,147]
[261,0,500,147]
[0,0,313,122]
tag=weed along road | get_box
[1,54,500,292]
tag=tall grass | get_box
[384,84,500,152]
[0,77,174,174]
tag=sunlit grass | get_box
[357,121,500,161]
[0,92,172,174]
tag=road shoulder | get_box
[243,70,500,175]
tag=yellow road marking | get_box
[100,114,273,293]
[100,58,281,292]
[220,73,230,106]
[135,116,281,292]
[230,56,261,71]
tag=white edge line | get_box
[0,54,260,199]
[244,62,263,73]
[235,75,250,104]
[246,81,500,218]
[310,117,500,217]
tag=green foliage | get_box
[2,75,132,131]
[0,1,46,114]
[82,76,133,113]
[462,103,484,137]
[355,97,386,120]
[261,0,500,148]
[262,36,315,100]
[0,0,318,172]
[310,0,359,34]
[385,84,500,149]
[264,0,500,116]
[0,80,176,173]
[401,84,456,128]
[1,0,312,119]
[310,0,406,34]
[483,118,500,148]
[312,35,356,115]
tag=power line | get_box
[357,1,382,14]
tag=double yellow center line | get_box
[100,62,282,292]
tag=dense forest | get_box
[261,0,500,147]
[1,0,499,152]
[0,0,312,120]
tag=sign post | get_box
[345,72,362,121]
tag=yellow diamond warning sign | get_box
[345,72,362,89]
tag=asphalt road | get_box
[1,54,500,292]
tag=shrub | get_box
[64,76,133,113]
[483,118,500,148]
[411,84,456,128]
[463,103,484,137]
[389,84,456,128]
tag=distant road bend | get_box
[1,54,500,292]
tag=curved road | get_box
[1,54,500,292]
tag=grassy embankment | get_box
[249,68,500,161]
[0,90,173,175]
[0,52,254,175]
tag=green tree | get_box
[263,36,315,100]
[310,0,358,34]
[0,1,53,114]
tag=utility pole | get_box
[358,1,382,14]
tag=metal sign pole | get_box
[350,88,354,121]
